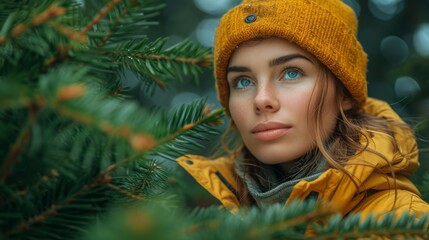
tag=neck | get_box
[277,149,322,181]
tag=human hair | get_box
[226,63,414,207]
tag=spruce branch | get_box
[5,182,92,237]
[5,154,126,238]
[156,106,223,147]
[109,160,171,205]
[314,212,429,239]
[97,7,130,48]
[1,168,61,209]
[1,1,222,239]
[0,102,40,182]
[49,22,87,43]
[4,151,169,238]
[256,205,334,237]
[94,0,162,48]
[0,4,65,45]
[79,0,123,36]
[107,38,212,90]
[106,183,146,201]
[52,93,221,156]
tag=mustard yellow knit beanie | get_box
[214,0,368,115]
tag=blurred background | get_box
[125,0,429,178]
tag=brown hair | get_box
[227,64,413,207]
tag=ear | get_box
[341,97,353,111]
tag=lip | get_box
[251,121,292,141]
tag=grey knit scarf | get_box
[235,155,326,206]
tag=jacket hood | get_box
[289,98,420,214]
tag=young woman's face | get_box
[227,38,341,165]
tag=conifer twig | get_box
[5,165,117,237]
[146,53,213,67]
[112,52,212,67]
[97,8,130,48]
[315,228,429,240]
[0,169,59,209]
[181,220,220,235]
[49,22,87,43]
[146,72,167,89]
[98,107,222,175]
[0,103,40,181]
[155,107,223,147]
[106,183,145,201]
[79,0,123,35]
[0,4,65,45]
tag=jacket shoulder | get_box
[352,189,429,220]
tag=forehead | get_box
[228,37,316,65]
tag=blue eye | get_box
[283,69,302,80]
[236,78,254,89]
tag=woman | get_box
[177,0,429,220]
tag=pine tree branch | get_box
[314,212,429,239]
[100,108,222,173]
[108,39,213,88]
[146,74,167,89]
[49,22,87,43]
[42,43,73,72]
[0,4,65,45]
[0,102,40,181]
[51,86,222,154]
[95,107,222,179]
[316,228,429,240]
[4,149,154,237]
[147,53,212,67]
[5,166,112,237]
[79,0,123,35]
[158,107,222,144]
[258,207,334,236]
[97,7,130,48]
[106,183,145,201]
[114,51,212,68]
[181,220,220,236]
[0,168,60,209]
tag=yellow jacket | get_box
[177,98,429,220]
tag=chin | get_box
[252,151,303,165]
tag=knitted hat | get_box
[214,0,368,115]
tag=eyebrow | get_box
[226,66,251,73]
[226,53,313,74]
[269,54,313,67]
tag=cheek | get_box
[229,98,249,130]
[309,81,340,136]
[283,88,314,123]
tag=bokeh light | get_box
[195,18,219,47]
[193,0,232,15]
[170,92,201,108]
[394,76,421,99]
[413,23,429,57]
[380,36,409,65]
[368,0,404,21]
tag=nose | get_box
[254,84,280,114]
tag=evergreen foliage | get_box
[0,0,428,239]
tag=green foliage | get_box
[0,0,428,240]
[0,0,219,239]
[84,200,429,240]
